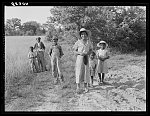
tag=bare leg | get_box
[98,73,102,83]
[91,76,93,85]
[102,73,105,83]
[84,83,89,93]
[76,83,80,94]
[77,83,80,90]
[56,58,64,83]
[41,57,46,72]
[30,63,34,73]
[33,59,39,73]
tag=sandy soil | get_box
[5,55,146,111]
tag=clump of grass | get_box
[5,53,36,104]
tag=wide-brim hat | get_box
[79,28,91,37]
[97,40,108,47]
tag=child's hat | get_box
[97,40,108,47]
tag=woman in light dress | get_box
[73,28,93,93]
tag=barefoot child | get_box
[28,46,39,73]
[96,41,110,84]
[49,36,64,84]
[89,51,97,87]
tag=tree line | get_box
[46,6,146,53]
[5,18,47,36]
[5,6,146,53]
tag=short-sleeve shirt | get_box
[96,49,109,59]
[34,42,45,51]
[73,40,92,53]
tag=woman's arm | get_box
[73,41,85,56]
[74,50,85,56]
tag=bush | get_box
[62,30,79,44]
[25,30,34,36]
[45,29,57,41]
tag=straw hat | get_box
[97,40,108,47]
[79,28,91,37]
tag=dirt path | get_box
[5,56,146,111]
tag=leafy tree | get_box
[45,23,57,41]
[5,18,21,36]
[48,6,146,52]
[22,21,40,35]
[49,6,87,31]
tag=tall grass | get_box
[5,36,46,103]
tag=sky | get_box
[5,6,53,24]
[4,6,146,25]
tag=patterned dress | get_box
[96,49,109,73]
[28,51,38,72]
[73,40,92,83]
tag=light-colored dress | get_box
[28,51,38,72]
[73,40,92,84]
[96,49,109,73]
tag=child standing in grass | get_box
[96,41,110,84]
[49,36,64,84]
[89,51,97,87]
[28,46,39,73]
